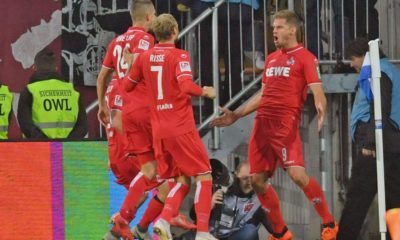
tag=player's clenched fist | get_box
[202,86,216,99]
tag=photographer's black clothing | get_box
[189,180,272,239]
[210,191,261,238]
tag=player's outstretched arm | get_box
[202,86,216,99]
[123,56,142,92]
[123,46,139,74]
[310,84,327,131]
[97,67,113,126]
[211,84,264,127]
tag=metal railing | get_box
[88,0,400,138]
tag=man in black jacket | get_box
[18,48,88,139]
[337,38,400,240]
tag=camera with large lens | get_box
[210,159,233,230]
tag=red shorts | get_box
[109,154,141,189]
[248,117,304,176]
[122,109,155,165]
[154,131,211,179]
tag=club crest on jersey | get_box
[179,61,191,72]
[138,39,150,50]
[287,57,295,65]
[243,203,254,213]
[114,95,123,107]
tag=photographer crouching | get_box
[181,160,273,240]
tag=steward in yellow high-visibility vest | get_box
[17,48,88,139]
[27,80,79,138]
[0,84,13,139]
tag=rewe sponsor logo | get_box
[266,66,290,77]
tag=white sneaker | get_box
[102,230,119,240]
[195,232,219,240]
[131,225,152,240]
[153,218,172,240]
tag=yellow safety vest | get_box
[0,85,13,139]
[27,79,79,138]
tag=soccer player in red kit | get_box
[124,14,217,240]
[96,1,172,239]
[105,79,141,190]
[212,10,338,240]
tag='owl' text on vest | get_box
[0,104,4,116]
[43,98,72,111]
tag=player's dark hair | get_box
[130,0,154,22]
[34,48,57,72]
[345,37,386,58]
[150,14,178,42]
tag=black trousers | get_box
[337,151,400,240]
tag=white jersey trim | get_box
[102,65,114,70]
[177,74,193,79]
[307,82,323,86]
[127,29,145,33]
[286,46,304,54]
[154,46,174,49]
[128,76,139,83]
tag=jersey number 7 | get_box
[151,66,164,100]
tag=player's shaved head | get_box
[274,9,303,42]
[130,0,155,22]
[34,48,57,72]
[150,13,178,42]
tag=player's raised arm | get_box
[211,84,264,127]
[123,54,143,92]
[202,86,216,99]
[123,46,140,74]
[175,51,216,99]
[309,83,327,131]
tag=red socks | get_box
[256,185,286,233]
[138,195,164,230]
[120,172,152,222]
[194,180,212,232]
[160,183,190,222]
[302,177,334,224]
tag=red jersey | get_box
[102,27,154,78]
[102,27,155,113]
[128,43,202,139]
[258,45,322,119]
[105,79,128,162]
